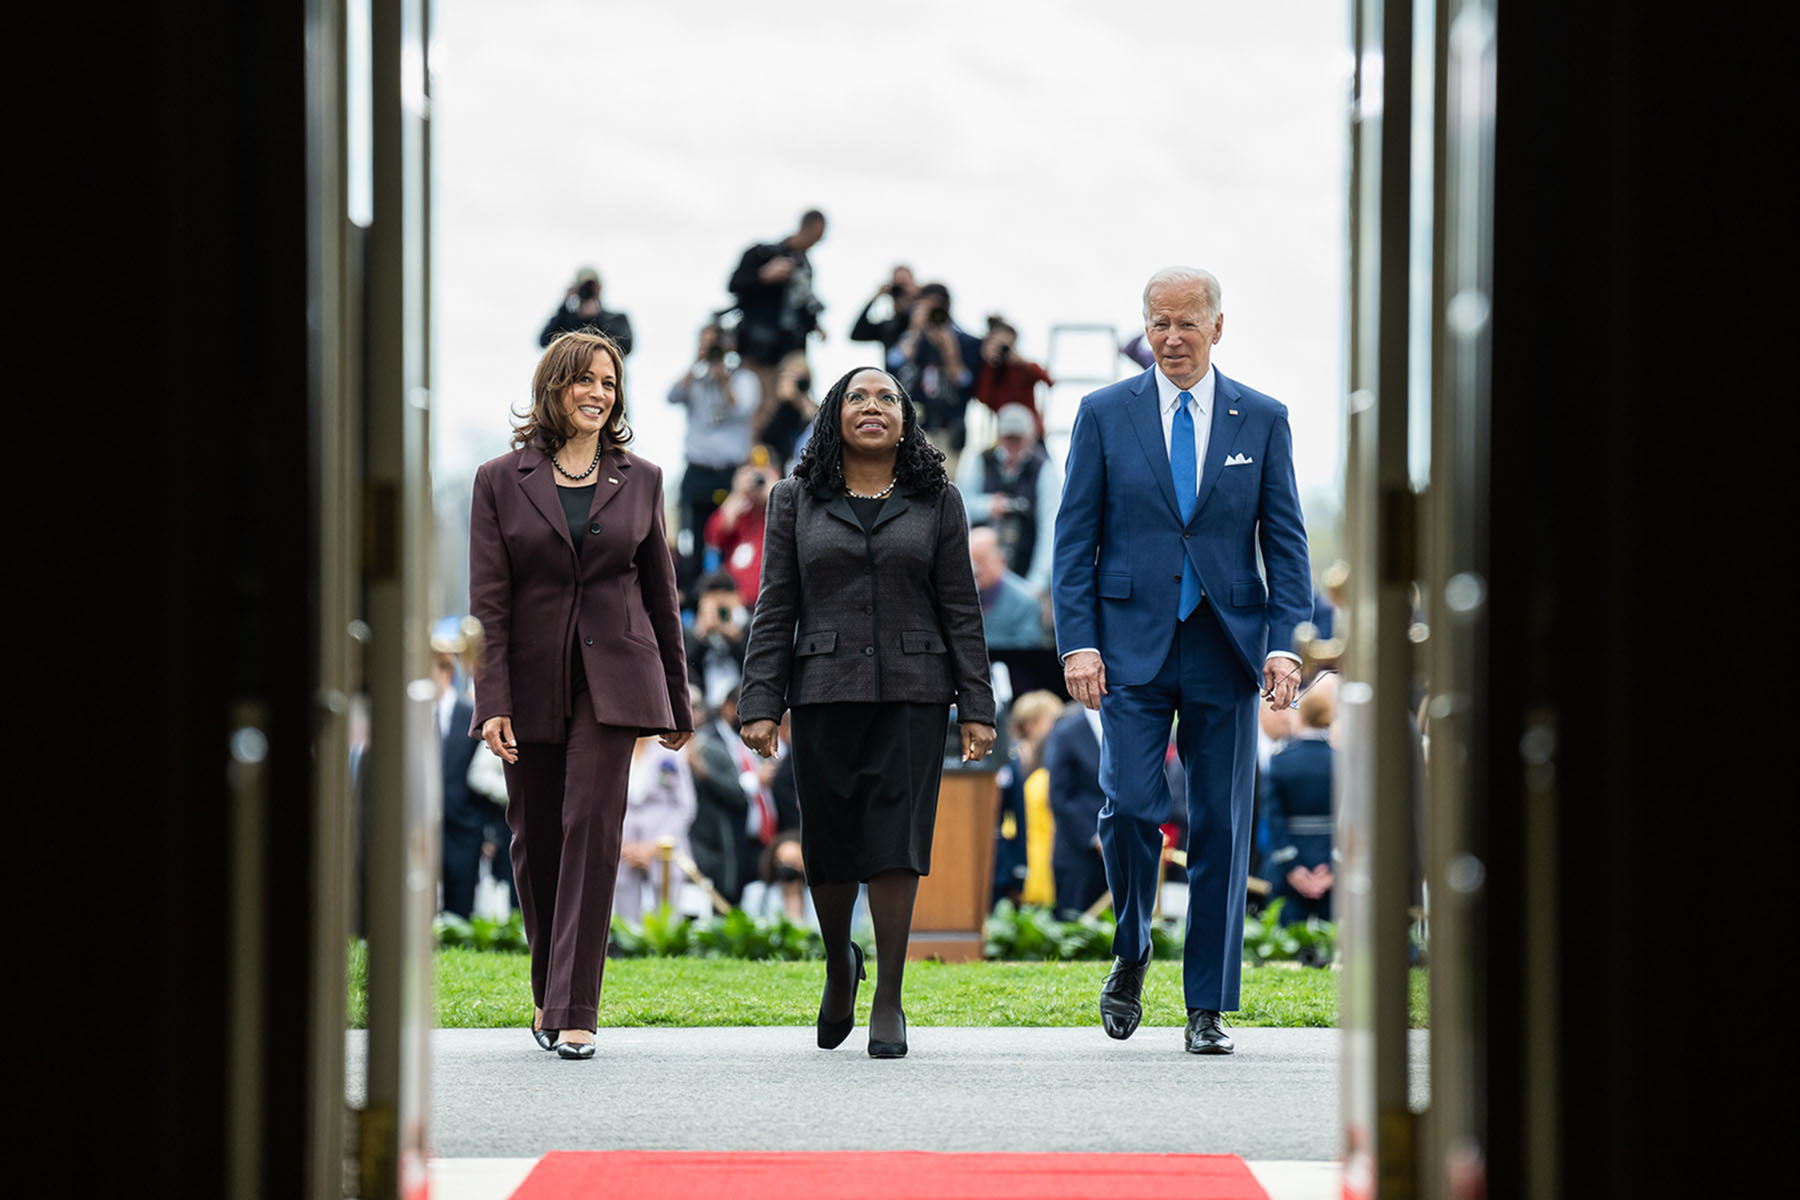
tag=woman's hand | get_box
[960,722,997,763]
[481,716,518,764]
[659,730,693,751]
[740,718,780,759]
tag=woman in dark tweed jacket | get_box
[739,366,997,1058]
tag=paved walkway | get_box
[348,1027,1428,1199]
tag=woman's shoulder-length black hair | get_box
[790,366,948,500]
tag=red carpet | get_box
[509,1150,1269,1199]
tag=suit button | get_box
[1173,575,1182,582]
[863,646,875,656]
[584,636,594,646]
[863,605,872,614]
[1182,532,1189,539]
[589,522,601,534]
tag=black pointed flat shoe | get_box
[555,1037,596,1060]
[868,1008,907,1059]
[532,1025,558,1052]
[817,942,866,1050]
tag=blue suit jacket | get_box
[1051,366,1311,688]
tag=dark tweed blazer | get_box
[738,476,995,728]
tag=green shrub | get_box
[984,898,1335,966]
[1242,898,1338,966]
[433,910,529,954]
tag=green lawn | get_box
[349,944,1428,1030]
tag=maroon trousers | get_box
[502,713,637,1032]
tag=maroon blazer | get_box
[467,444,693,743]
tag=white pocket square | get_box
[1223,453,1254,466]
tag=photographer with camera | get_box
[974,317,1053,437]
[703,456,776,607]
[752,351,817,471]
[728,210,827,403]
[669,323,761,586]
[888,281,983,473]
[849,264,919,359]
[684,572,748,711]
[537,265,634,354]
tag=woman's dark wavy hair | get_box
[512,329,634,453]
[791,366,948,500]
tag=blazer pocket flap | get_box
[1230,579,1268,607]
[795,631,837,657]
[1097,573,1132,599]
[900,630,947,654]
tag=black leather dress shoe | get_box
[1100,955,1150,1040]
[1185,1009,1234,1055]
[531,1025,558,1052]
[817,942,866,1050]
[555,1037,596,1060]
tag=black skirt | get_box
[789,701,949,885]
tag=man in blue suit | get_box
[1052,266,1311,1054]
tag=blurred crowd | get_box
[429,210,1345,929]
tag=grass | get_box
[349,943,1429,1029]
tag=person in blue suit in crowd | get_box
[1262,675,1337,925]
[1043,703,1109,919]
[433,646,485,918]
[1051,266,1312,1055]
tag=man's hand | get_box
[621,842,655,871]
[1064,650,1107,711]
[1263,658,1301,712]
[741,718,780,758]
[961,723,997,762]
[481,715,518,764]
[758,257,796,284]
[659,730,692,751]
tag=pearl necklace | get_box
[844,478,897,500]
[552,441,602,481]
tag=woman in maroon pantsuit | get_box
[468,330,693,1059]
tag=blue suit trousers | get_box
[1097,601,1259,1011]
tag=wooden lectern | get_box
[909,766,999,961]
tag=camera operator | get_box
[669,323,761,586]
[974,316,1053,437]
[684,572,749,710]
[703,457,776,607]
[752,351,817,471]
[888,281,983,472]
[537,265,634,354]
[956,402,1061,593]
[728,209,827,403]
[849,263,919,359]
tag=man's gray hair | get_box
[1142,266,1223,319]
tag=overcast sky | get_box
[431,0,1350,556]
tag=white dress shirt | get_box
[1154,364,1214,498]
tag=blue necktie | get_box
[1171,392,1202,619]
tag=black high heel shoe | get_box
[531,1023,557,1052]
[816,942,866,1050]
[868,1008,907,1059]
[554,1033,597,1060]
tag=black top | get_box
[558,481,598,695]
[846,494,887,532]
[558,482,597,551]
